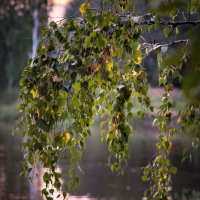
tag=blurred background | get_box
[0,0,200,200]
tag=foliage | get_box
[17,0,200,199]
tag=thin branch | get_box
[159,20,200,27]
[54,8,102,24]
[142,39,189,59]
[50,8,200,28]
[133,18,200,27]
[167,26,175,37]
[55,11,81,24]
[143,39,188,48]
[117,13,200,27]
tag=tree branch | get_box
[142,39,189,59]
[159,20,200,27]
[132,16,200,27]
[143,39,188,48]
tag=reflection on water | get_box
[0,122,200,200]
[0,146,6,200]
[0,139,29,200]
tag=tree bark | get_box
[32,8,39,58]
[29,7,41,200]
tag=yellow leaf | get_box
[103,55,110,63]
[31,89,38,98]
[177,116,181,124]
[187,110,191,115]
[132,70,138,76]
[168,142,172,151]
[135,48,142,64]
[132,91,139,97]
[37,108,40,117]
[175,27,179,35]
[93,62,99,70]
[110,49,117,57]
[64,132,70,143]
[79,3,90,15]
[136,55,142,64]
[106,61,113,72]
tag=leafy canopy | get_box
[17,0,200,199]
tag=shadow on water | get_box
[0,118,200,200]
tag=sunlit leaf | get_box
[64,132,70,143]
[31,89,38,98]
[79,3,90,15]
[106,60,113,72]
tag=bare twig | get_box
[53,8,102,24]
[160,20,200,27]
[142,39,189,59]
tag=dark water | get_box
[0,121,200,200]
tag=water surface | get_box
[0,120,200,200]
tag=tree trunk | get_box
[29,7,41,200]
[32,8,39,58]
[5,39,14,90]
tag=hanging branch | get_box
[142,39,189,59]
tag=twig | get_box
[160,20,200,27]
[142,39,189,59]
[167,26,175,37]
[54,8,102,24]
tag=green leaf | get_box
[63,192,67,199]
[27,153,34,166]
[35,119,50,132]
[141,175,147,182]
[150,106,154,112]
[49,189,54,195]
[67,180,73,190]
[170,166,177,174]
[69,168,74,177]
[73,82,81,93]
[75,177,80,184]
[100,120,106,128]
[163,27,171,38]
[49,21,57,29]
[76,151,82,159]
[55,30,63,42]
